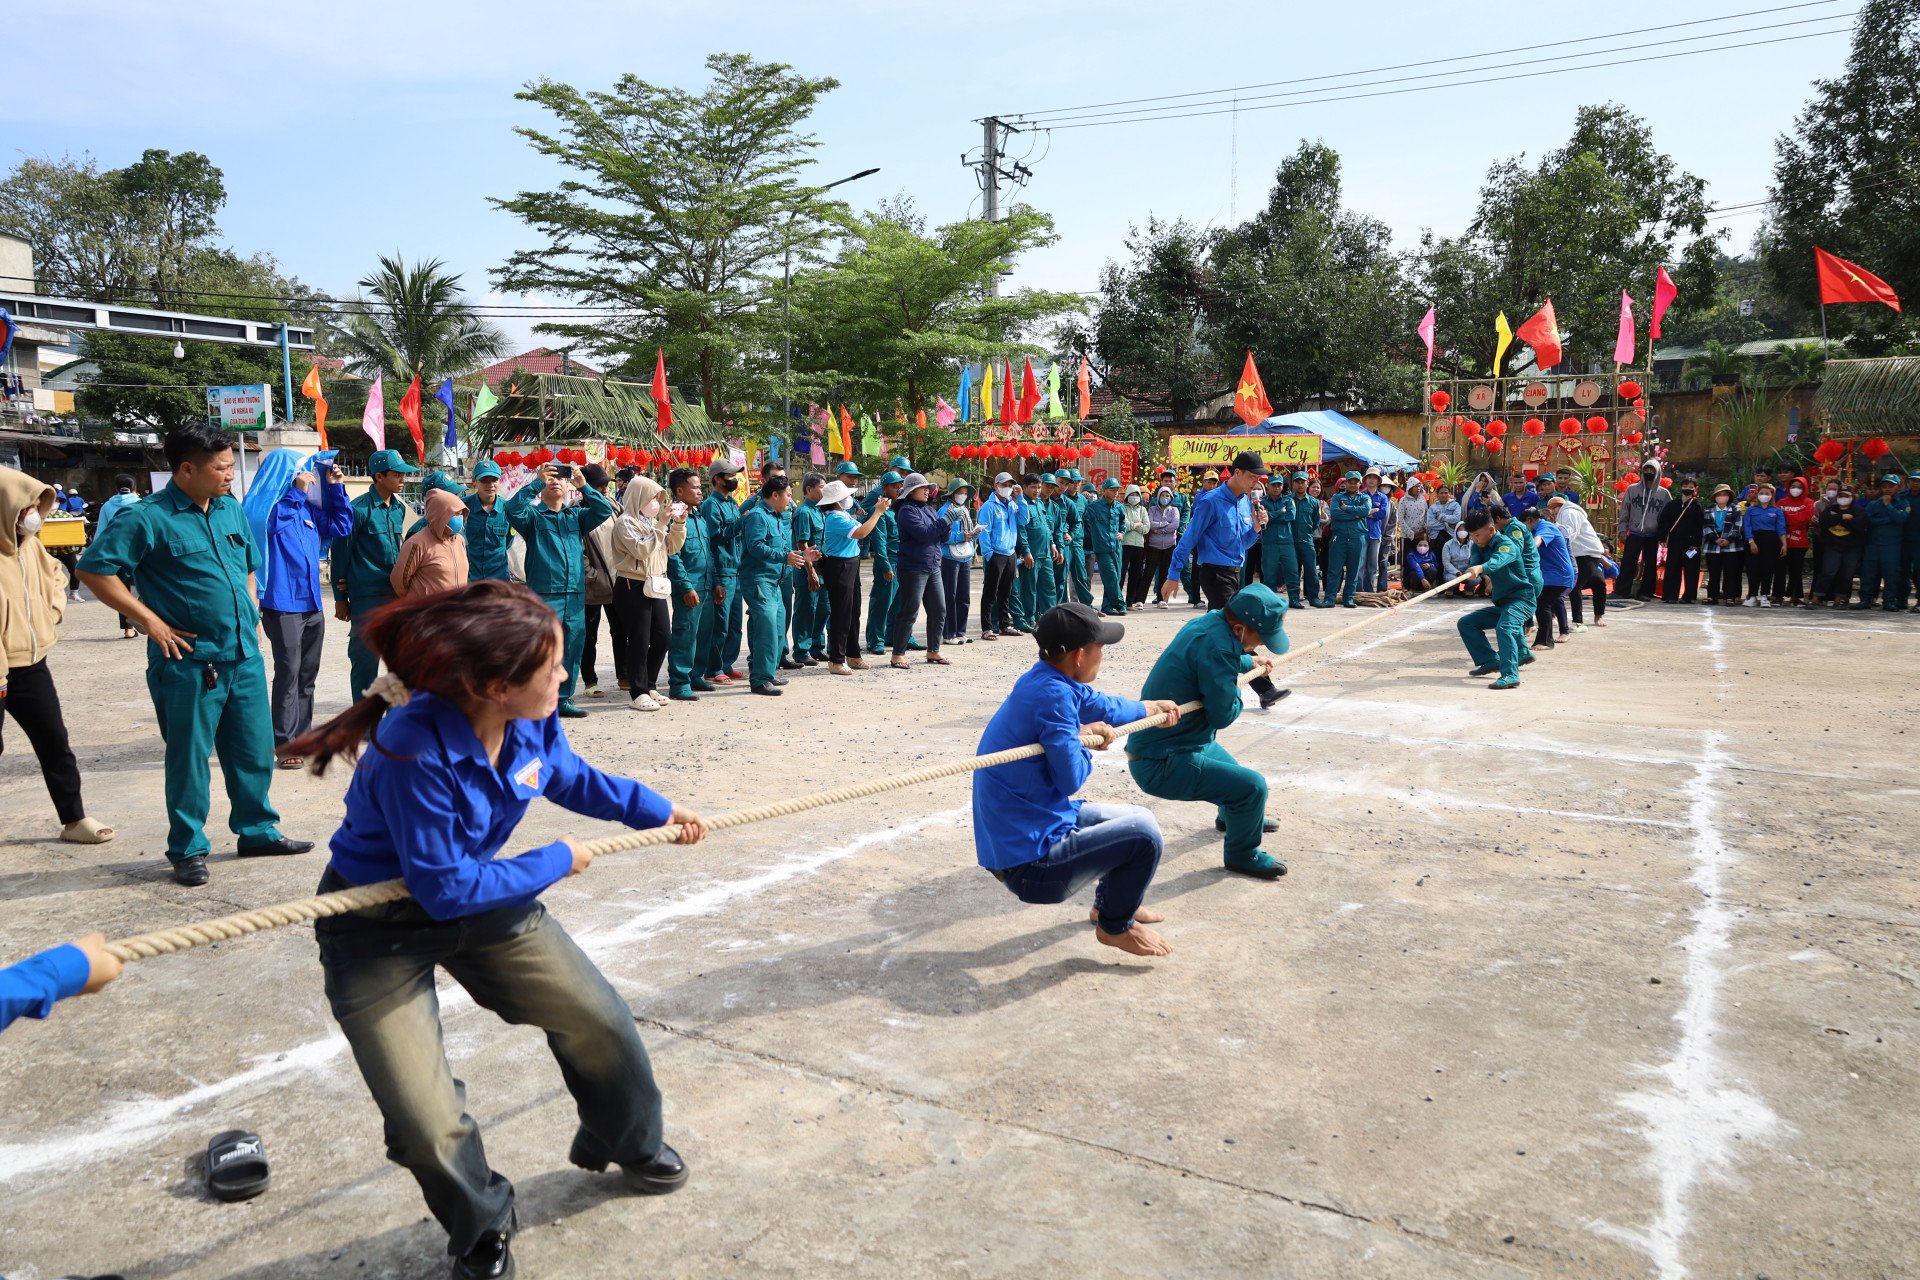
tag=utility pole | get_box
[969,117,1030,299]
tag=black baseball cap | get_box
[1231,450,1266,474]
[1036,602,1125,656]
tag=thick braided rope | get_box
[103,570,1475,964]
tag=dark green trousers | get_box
[148,654,283,861]
[668,591,712,696]
[347,593,395,704]
[538,591,586,699]
[744,575,786,688]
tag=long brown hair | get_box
[281,580,559,774]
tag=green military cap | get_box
[1885,472,1906,484]
[1101,477,1121,490]
[367,448,420,476]
[881,470,905,485]
[834,461,864,477]
[889,455,911,470]
[1040,472,1058,485]
[1292,471,1309,481]
[1227,583,1290,651]
[1343,470,1362,480]
[470,460,502,480]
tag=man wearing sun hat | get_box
[332,447,417,703]
[1127,584,1289,880]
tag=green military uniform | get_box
[1288,486,1323,605]
[461,491,511,580]
[1014,488,1060,628]
[790,494,827,658]
[1458,528,1532,686]
[699,490,744,678]
[1127,584,1290,877]
[1259,488,1301,606]
[1501,514,1541,661]
[332,475,411,703]
[1324,485,1371,607]
[77,481,287,863]
[505,482,615,700]
[1059,480,1093,606]
[664,502,712,697]
[866,496,900,654]
[1084,489,1127,615]
[1861,487,1905,609]
[1899,484,1920,609]
[739,503,791,689]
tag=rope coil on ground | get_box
[101,571,1476,964]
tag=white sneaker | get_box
[1742,597,1758,607]
[629,693,659,711]
[1574,622,1588,633]
[1759,597,1773,607]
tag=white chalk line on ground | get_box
[0,808,968,1185]
[1274,768,1686,830]
[1624,614,1913,637]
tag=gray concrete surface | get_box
[1,585,1915,1279]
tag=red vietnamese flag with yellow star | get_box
[1233,351,1272,428]
[1815,246,1902,311]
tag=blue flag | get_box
[435,378,457,448]
[957,365,972,424]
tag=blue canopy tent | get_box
[1225,410,1419,470]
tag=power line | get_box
[1007,0,1848,121]
[1027,24,1856,130]
[0,273,656,320]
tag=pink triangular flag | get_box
[1416,307,1436,369]
[1614,291,1636,366]
[361,372,386,450]
[1651,267,1678,340]
[935,396,956,428]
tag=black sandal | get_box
[206,1129,271,1201]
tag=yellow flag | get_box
[1492,312,1514,379]
[981,362,994,428]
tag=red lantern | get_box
[1623,431,1644,445]
[1487,438,1505,452]
[1614,478,1631,494]
[1586,415,1608,433]
[1658,477,1672,488]
[1618,380,1642,400]
[633,450,650,468]
[1863,437,1892,459]
[1487,420,1507,437]
[1632,397,1646,408]
[1559,419,1581,435]
[948,445,963,460]
[1821,464,1839,475]
[1080,445,1096,459]
[1430,389,1451,411]
[1522,418,1545,436]
[1812,440,1846,463]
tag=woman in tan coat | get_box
[608,474,685,710]
[391,489,470,597]
[0,467,110,842]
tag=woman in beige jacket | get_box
[608,474,685,710]
[391,489,470,597]
[0,467,111,842]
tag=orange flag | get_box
[1514,300,1562,372]
[916,408,927,429]
[1815,246,1902,310]
[1232,351,1272,428]
[1076,357,1091,420]
[300,364,328,448]
[838,405,856,455]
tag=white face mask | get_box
[1790,485,1804,496]
[1126,494,1141,505]
[18,510,42,536]
[1827,488,1840,500]
[995,485,1013,499]
[1757,494,1772,505]
[641,499,660,520]
[1455,529,1468,541]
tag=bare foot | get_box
[1091,907,1165,924]
[1096,923,1173,956]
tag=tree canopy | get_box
[335,255,508,388]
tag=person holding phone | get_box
[505,462,615,718]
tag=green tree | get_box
[1207,142,1419,411]
[334,254,508,387]
[1684,339,1751,389]
[1767,341,1829,384]
[785,197,1082,414]
[1413,104,1718,376]
[493,54,843,417]
[1760,0,1920,354]
[1064,217,1219,422]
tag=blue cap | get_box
[471,460,502,480]
[889,455,911,470]
[1101,477,1120,490]
[834,461,863,477]
[367,448,420,476]
[422,470,464,497]
[1886,472,1906,484]
[881,470,904,485]
[1040,472,1059,485]
[1067,469,1084,481]
[1227,583,1290,652]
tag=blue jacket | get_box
[1167,484,1261,580]
[972,661,1146,870]
[506,485,615,596]
[894,497,951,574]
[1532,517,1576,588]
[325,692,672,920]
[1741,504,1788,539]
[93,491,143,543]
[1425,498,1462,541]
[1364,489,1389,538]
[977,492,1025,556]
[260,480,353,613]
[1404,547,1440,583]
[1504,488,1540,518]
[0,943,89,1034]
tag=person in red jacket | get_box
[1775,477,1818,604]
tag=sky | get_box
[5,0,1860,355]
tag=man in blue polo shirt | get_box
[974,603,1184,957]
[1157,450,1287,709]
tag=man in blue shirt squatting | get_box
[1157,449,1289,710]
[1128,583,1289,880]
[974,602,1186,956]
[284,579,704,1280]
[78,422,315,887]
[1457,507,1536,690]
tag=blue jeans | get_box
[315,868,664,1256]
[997,803,1164,935]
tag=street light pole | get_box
[783,167,878,464]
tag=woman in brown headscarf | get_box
[391,488,470,597]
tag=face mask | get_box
[1455,529,1468,541]
[1790,486,1804,496]
[1838,496,1854,507]
[995,485,1013,499]
[642,499,660,519]
[18,510,42,536]
[1126,494,1141,505]
[1826,488,1840,499]
[719,477,737,492]
[446,515,465,535]
[1757,494,1772,505]
[1416,543,1429,554]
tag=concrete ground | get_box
[1,577,1915,1280]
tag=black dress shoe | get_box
[1216,818,1282,834]
[171,855,209,886]
[237,836,315,858]
[778,656,804,670]
[769,675,788,686]
[452,1211,516,1280]
[620,1144,690,1195]
[750,684,783,696]
[1257,686,1291,710]
[795,653,819,666]
[668,690,700,702]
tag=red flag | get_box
[1232,351,1272,428]
[650,348,673,436]
[1815,247,1902,311]
[398,376,425,463]
[998,359,1014,424]
[1651,267,1678,339]
[1076,357,1091,420]
[1514,299,1562,372]
[1017,357,1040,423]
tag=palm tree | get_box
[336,255,509,386]
[1686,339,1751,389]
[1768,341,1827,385]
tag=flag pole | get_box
[1820,302,1830,358]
